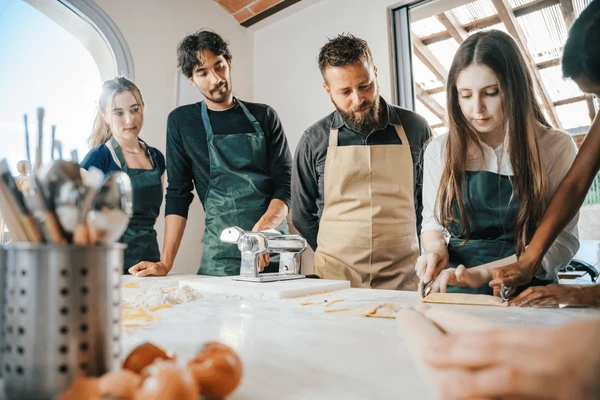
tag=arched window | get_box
[0,0,133,173]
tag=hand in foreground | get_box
[489,257,539,296]
[128,260,171,277]
[415,249,449,284]
[429,265,489,293]
[425,319,600,400]
[252,220,272,272]
[510,283,600,307]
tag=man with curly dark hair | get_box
[292,33,433,290]
[130,30,292,277]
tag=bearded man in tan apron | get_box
[292,34,433,290]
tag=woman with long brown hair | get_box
[81,77,165,273]
[416,30,579,294]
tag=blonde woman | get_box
[416,30,579,295]
[81,77,165,273]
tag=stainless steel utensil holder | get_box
[2,243,125,400]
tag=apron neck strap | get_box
[329,129,339,147]
[108,136,127,171]
[393,124,409,144]
[237,99,263,135]
[201,98,264,140]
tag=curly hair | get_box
[177,29,232,78]
[562,0,600,83]
[318,33,374,80]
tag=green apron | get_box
[199,99,289,276]
[446,170,554,295]
[446,171,519,294]
[110,136,162,273]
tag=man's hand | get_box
[415,249,449,284]
[128,260,172,277]
[489,257,539,296]
[252,220,272,272]
[510,284,600,307]
[429,264,489,293]
[424,319,600,400]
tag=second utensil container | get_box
[2,243,125,400]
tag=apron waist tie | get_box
[128,217,156,228]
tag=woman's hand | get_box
[429,264,490,293]
[415,249,449,284]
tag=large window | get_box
[0,0,132,242]
[391,0,597,138]
[0,0,133,172]
[390,0,600,254]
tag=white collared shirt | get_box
[421,128,580,280]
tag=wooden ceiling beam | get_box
[559,0,575,29]
[536,58,561,70]
[436,10,467,44]
[491,0,562,128]
[412,33,448,84]
[587,96,598,122]
[416,83,446,122]
[419,0,560,46]
[553,95,587,107]
[425,86,446,96]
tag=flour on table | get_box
[126,285,201,309]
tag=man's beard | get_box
[204,79,232,103]
[333,96,381,134]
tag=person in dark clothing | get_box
[129,30,292,277]
[292,34,432,290]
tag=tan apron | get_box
[314,124,419,290]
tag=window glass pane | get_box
[0,0,101,173]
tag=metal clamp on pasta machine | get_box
[220,226,307,282]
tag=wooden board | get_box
[421,292,507,307]
[178,276,351,299]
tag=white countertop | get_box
[117,274,600,400]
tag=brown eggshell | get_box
[122,342,175,374]
[55,376,101,400]
[134,360,199,400]
[187,342,243,398]
[98,369,142,399]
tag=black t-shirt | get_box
[165,99,292,218]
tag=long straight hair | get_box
[436,30,550,256]
[88,77,145,148]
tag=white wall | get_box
[252,0,411,153]
[93,0,254,273]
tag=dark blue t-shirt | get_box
[80,142,166,175]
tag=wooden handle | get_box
[0,179,28,242]
[72,224,90,246]
[44,212,66,245]
[22,215,43,243]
